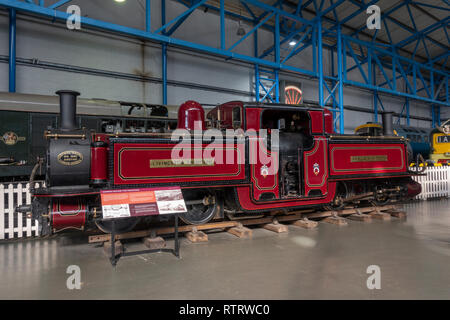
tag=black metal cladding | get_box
[56,90,80,131]
[47,136,91,187]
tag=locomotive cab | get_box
[260,108,314,198]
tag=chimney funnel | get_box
[381,112,394,136]
[56,90,80,131]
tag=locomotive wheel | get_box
[181,190,220,225]
[95,218,140,234]
[324,182,348,211]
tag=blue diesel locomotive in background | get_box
[355,122,431,161]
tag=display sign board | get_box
[100,186,187,219]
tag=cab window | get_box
[261,109,310,133]
[232,107,242,129]
[261,109,313,149]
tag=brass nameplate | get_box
[150,158,215,168]
[350,155,387,162]
[57,151,83,166]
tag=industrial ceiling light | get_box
[289,40,297,46]
[114,0,126,3]
[236,4,246,36]
[237,21,246,36]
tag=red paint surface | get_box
[245,108,262,130]
[236,183,336,211]
[91,146,108,181]
[250,137,279,200]
[323,109,334,134]
[406,180,421,198]
[304,138,328,196]
[51,199,87,232]
[113,143,246,185]
[330,143,406,175]
[92,133,109,144]
[177,100,205,130]
[309,111,324,134]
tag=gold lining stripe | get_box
[304,139,328,188]
[331,146,404,172]
[117,146,243,180]
[350,155,388,162]
[150,158,215,168]
[251,142,278,191]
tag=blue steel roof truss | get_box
[1,0,449,132]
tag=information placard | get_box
[100,187,187,219]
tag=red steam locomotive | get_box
[16,90,421,235]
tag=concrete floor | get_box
[1,199,449,300]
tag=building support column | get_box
[317,19,324,107]
[406,98,410,126]
[162,44,167,105]
[9,8,16,93]
[274,13,280,103]
[336,24,344,133]
[146,0,151,32]
[161,0,167,104]
[254,18,259,103]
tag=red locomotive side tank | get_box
[91,138,108,185]
[177,100,205,130]
[324,108,334,134]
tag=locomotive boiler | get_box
[16,90,422,236]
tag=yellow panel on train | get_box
[430,119,450,164]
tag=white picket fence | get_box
[0,182,42,240]
[412,166,450,200]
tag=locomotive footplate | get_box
[104,214,180,267]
